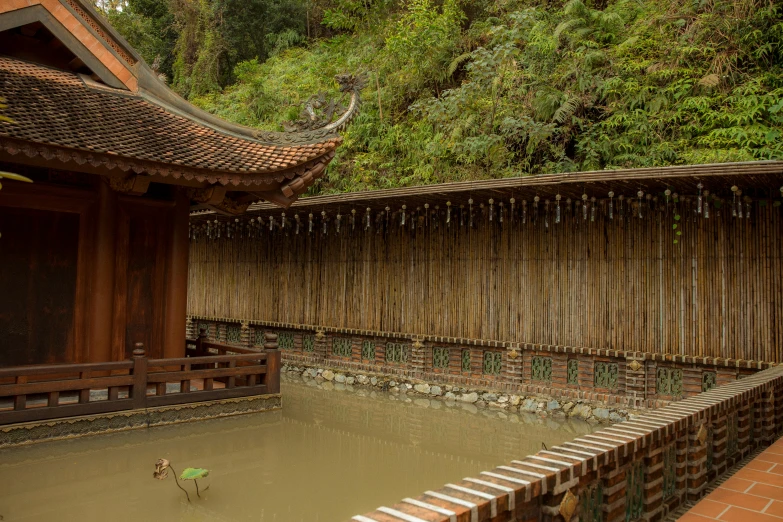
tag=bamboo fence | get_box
[188,198,783,363]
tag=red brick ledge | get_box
[187,314,777,370]
[347,365,783,522]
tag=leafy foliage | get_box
[99,0,178,81]
[103,0,783,193]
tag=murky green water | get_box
[0,376,594,521]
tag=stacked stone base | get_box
[0,393,282,448]
[283,363,637,423]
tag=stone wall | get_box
[283,364,634,423]
[0,393,282,448]
[187,316,771,409]
[348,364,783,522]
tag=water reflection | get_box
[0,375,594,521]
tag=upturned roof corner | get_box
[0,0,359,211]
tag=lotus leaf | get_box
[180,468,210,480]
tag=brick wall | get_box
[348,364,783,522]
[187,316,773,409]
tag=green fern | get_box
[106,0,782,193]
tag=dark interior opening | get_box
[0,22,101,81]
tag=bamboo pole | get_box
[186,193,783,363]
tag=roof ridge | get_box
[191,160,783,216]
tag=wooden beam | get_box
[207,196,251,216]
[107,174,151,196]
[249,190,295,209]
[68,56,85,71]
[187,185,226,205]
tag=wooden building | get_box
[189,162,783,365]
[0,0,353,367]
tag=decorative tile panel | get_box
[198,322,210,337]
[656,367,683,397]
[579,481,604,522]
[332,337,352,358]
[532,356,552,383]
[483,351,502,375]
[254,328,264,347]
[461,350,471,372]
[226,324,242,344]
[567,359,579,385]
[702,371,717,392]
[433,347,449,369]
[362,341,375,361]
[303,334,315,352]
[385,342,409,364]
[625,461,644,522]
[278,332,295,350]
[727,410,738,457]
[594,362,619,390]
[662,444,676,500]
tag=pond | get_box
[0,375,595,521]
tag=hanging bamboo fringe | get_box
[188,202,783,363]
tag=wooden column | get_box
[265,332,280,394]
[163,188,190,358]
[87,181,117,362]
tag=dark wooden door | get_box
[0,207,80,365]
[113,200,172,359]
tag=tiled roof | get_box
[190,160,783,217]
[0,57,341,186]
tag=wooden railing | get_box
[0,339,280,426]
[185,329,262,357]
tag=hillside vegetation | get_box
[105,0,783,194]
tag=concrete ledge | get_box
[0,393,282,448]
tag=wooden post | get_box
[88,181,117,362]
[264,331,278,350]
[264,332,280,394]
[79,370,91,404]
[196,328,207,357]
[131,342,148,410]
[13,375,26,411]
[163,188,190,359]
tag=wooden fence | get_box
[188,199,783,363]
[0,338,280,425]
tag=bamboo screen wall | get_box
[188,200,783,363]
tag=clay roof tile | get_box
[0,57,340,178]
